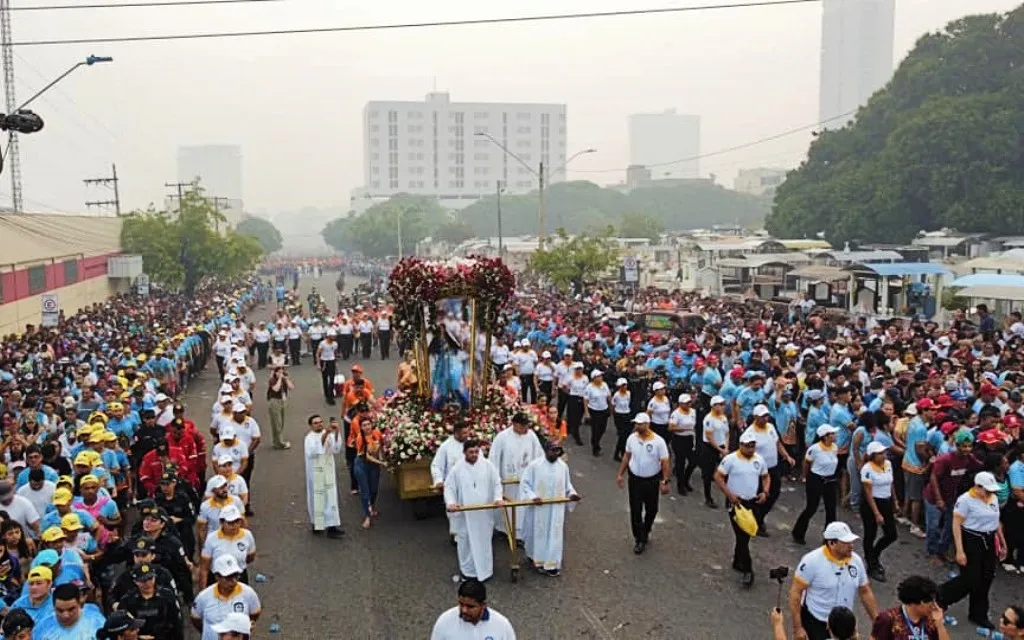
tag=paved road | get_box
[182,273,1024,639]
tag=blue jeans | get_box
[353,457,380,518]
[924,500,953,556]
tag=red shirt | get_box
[923,451,983,506]
[165,428,200,485]
[138,446,189,496]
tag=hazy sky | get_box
[5,0,1020,215]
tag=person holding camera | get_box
[266,365,294,450]
[789,522,878,640]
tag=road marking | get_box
[579,605,615,640]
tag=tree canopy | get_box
[766,7,1024,245]
[321,194,449,257]
[236,215,283,253]
[121,185,264,296]
[528,227,620,291]
[617,212,665,242]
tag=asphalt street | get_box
[180,273,1024,639]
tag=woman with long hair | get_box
[860,441,898,582]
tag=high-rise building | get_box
[362,92,567,207]
[177,145,244,226]
[628,109,701,180]
[818,0,895,129]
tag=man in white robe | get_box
[304,414,344,538]
[431,422,468,538]
[520,441,581,576]
[487,413,543,538]
[444,439,503,581]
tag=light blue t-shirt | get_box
[1009,460,1024,490]
[903,417,929,468]
[31,608,105,640]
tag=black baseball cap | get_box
[2,608,33,635]
[102,610,145,633]
[131,562,157,581]
[132,537,156,554]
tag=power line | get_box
[13,0,819,46]
[570,108,858,174]
[12,0,282,10]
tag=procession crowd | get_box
[0,279,268,639]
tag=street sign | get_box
[623,256,639,283]
[41,294,59,327]
[137,273,150,297]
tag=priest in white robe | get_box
[304,414,345,538]
[487,413,543,538]
[444,439,504,581]
[519,441,581,576]
[431,422,468,537]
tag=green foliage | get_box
[766,7,1024,245]
[528,227,620,290]
[459,180,768,236]
[121,185,264,296]
[235,216,283,253]
[320,194,449,257]
[618,212,665,242]
[432,220,476,245]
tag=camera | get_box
[0,110,44,134]
[768,566,789,582]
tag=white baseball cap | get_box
[207,475,228,490]
[632,413,651,424]
[218,426,236,440]
[212,613,251,635]
[975,471,1001,493]
[571,362,584,370]
[212,554,242,576]
[503,364,514,371]
[816,425,838,438]
[218,504,243,522]
[866,441,888,456]
[590,369,603,379]
[154,393,169,403]
[752,404,770,417]
[541,351,551,359]
[652,381,666,391]
[217,454,235,466]
[232,402,247,414]
[219,384,232,394]
[739,431,758,444]
[616,378,628,387]
[710,395,725,406]
[563,349,574,357]
[822,521,859,543]
[678,394,692,404]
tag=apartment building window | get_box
[407,124,423,133]
[558,126,566,134]
[455,154,464,166]
[454,140,464,152]
[370,138,379,147]
[63,260,78,284]
[517,112,531,121]
[473,126,488,134]
[408,181,418,188]
[409,139,424,148]
[370,125,379,133]
[389,151,398,165]
[408,111,422,119]
[455,180,464,188]
[517,167,532,175]
[371,180,380,189]
[453,112,464,124]
[473,153,489,161]
[473,166,490,175]
[455,167,464,179]
[516,140,531,149]
[388,124,398,136]
[541,113,550,124]
[521,153,531,162]
[517,126,531,134]
[388,110,398,122]
[448,181,458,188]
[372,166,380,175]
[474,139,489,148]
[389,179,399,188]
[388,167,398,179]
[474,111,488,119]
[388,139,398,151]
[368,110,379,119]
[28,265,45,294]
[371,152,379,160]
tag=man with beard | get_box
[430,578,515,640]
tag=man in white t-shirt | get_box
[615,413,670,555]
[15,469,54,519]
[0,480,40,539]
[430,578,515,640]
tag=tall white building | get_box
[628,109,700,180]
[818,0,895,128]
[362,92,567,207]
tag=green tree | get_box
[320,194,449,257]
[121,185,264,296]
[766,7,1024,244]
[432,220,475,245]
[528,227,620,290]
[617,212,664,242]
[235,216,283,253]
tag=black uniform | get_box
[150,532,193,601]
[110,562,177,604]
[154,488,198,559]
[117,586,185,640]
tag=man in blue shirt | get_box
[30,583,104,638]
[902,397,936,539]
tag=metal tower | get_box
[0,0,20,212]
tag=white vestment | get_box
[519,456,577,571]
[487,428,543,536]
[304,430,343,530]
[431,436,465,534]
[444,458,502,581]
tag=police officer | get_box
[114,562,185,640]
[97,610,144,640]
[153,471,197,559]
[137,506,194,601]
[109,537,178,607]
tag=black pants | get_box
[729,498,758,573]
[566,397,584,442]
[287,338,301,365]
[215,355,226,379]
[758,465,782,527]
[379,330,391,359]
[792,473,838,541]
[628,471,660,543]
[321,360,337,401]
[360,334,372,358]
[1005,501,1024,567]
[242,452,256,510]
[652,423,669,445]
[861,497,898,567]
[699,443,723,501]
[613,413,632,458]
[539,380,553,404]
[800,605,831,640]
[310,338,322,365]
[256,342,269,369]
[556,389,570,423]
[339,335,353,359]
[939,529,997,623]
[671,434,698,489]
[589,409,609,454]
[520,374,536,404]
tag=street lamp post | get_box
[17,54,113,110]
[496,180,505,257]
[474,131,594,247]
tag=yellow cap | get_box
[41,526,64,543]
[106,402,123,412]
[60,513,83,531]
[79,474,100,487]
[102,431,118,442]
[73,452,93,467]
[52,488,73,505]
[137,354,148,362]
[57,475,73,488]
[87,431,106,444]
[27,566,52,582]
[86,413,107,425]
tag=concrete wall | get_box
[0,214,125,335]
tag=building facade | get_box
[734,167,788,197]
[818,0,895,128]
[362,92,567,206]
[177,145,244,226]
[628,109,701,180]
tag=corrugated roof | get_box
[777,239,832,250]
[851,262,951,277]
[788,265,849,281]
[717,253,810,268]
[956,284,1024,301]
[950,273,1024,288]
[821,250,903,263]
[911,237,970,247]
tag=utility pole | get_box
[396,206,404,259]
[84,163,121,216]
[0,0,21,212]
[164,181,189,216]
[537,160,546,248]
[496,180,504,258]
[209,195,228,233]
